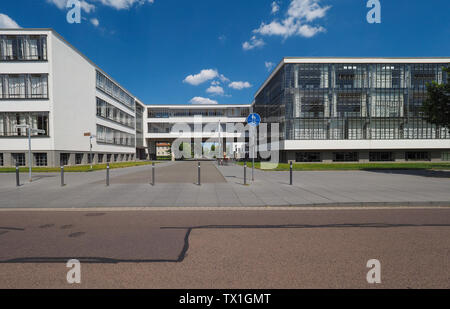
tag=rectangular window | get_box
[0,74,48,99]
[8,75,26,98]
[369,152,394,162]
[106,154,112,163]
[34,153,47,166]
[0,153,3,166]
[406,152,430,161]
[75,153,84,165]
[295,152,321,162]
[114,154,118,162]
[12,153,26,166]
[333,152,359,162]
[96,71,135,111]
[0,35,47,61]
[442,152,450,161]
[60,153,70,166]
[98,154,104,163]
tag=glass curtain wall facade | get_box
[255,62,450,142]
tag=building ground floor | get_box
[0,150,136,167]
[283,149,450,163]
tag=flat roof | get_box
[146,104,252,109]
[255,57,450,98]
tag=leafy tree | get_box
[211,144,216,152]
[422,67,450,132]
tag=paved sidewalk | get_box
[0,161,449,208]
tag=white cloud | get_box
[94,0,154,10]
[265,61,275,71]
[206,85,225,96]
[229,81,252,90]
[183,69,219,86]
[242,36,265,51]
[47,0,96,13]
[90,18,100,26]
[243,0,330,50]
[190,97,218,105]
[271,1,280,14]
[0,13,20,28]
[254,0,330,38]
[47,0,154,12]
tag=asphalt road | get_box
[0,207,449,288]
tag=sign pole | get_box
[28,127,32,182]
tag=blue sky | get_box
[0,0,449,106]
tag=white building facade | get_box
[145,104,252,160]
[0,29,139,167]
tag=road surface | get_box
[0,207,449,288]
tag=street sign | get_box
[15,125,29,129]
[247,113,261,127]
[84,132,91,137]
[34,129,46,134]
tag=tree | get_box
[422,67,450,133]
[211,144,216,152]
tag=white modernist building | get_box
[0,29,141,167]
[145,104,252,160]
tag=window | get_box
[333,152,359,162]
[406,152,430,161]
[370,152,394,162]
[442,152,450,161]
[96,124,135,147]
[98,154,104,163]
[0,112,49,137]
[0,74,48,99]
[0,153,3,166]
[296,152,321,162]
[0,35,47,61]
[106,154,112,163]
[114,154,118,162]
[60,153,70,166]
[75,153,84,165]
[8,75,26,98]
[34,153,47,166]
[96,71,135,111]
[96,97,135,128]
[12,153,26,166]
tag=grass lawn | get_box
[236,161,450,171]
[0,161,157,173]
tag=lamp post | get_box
[84,133,96,169]
[15,124,46,182]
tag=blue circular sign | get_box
[247,113,261,127]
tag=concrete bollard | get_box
[198,162,201,186]
[244,162,247,185]
[61,166,65,187]
[16,164,20,187]
[151,162,155,186]
[290,162,293,186]
[106,163,110,186]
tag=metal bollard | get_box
[290,162,293,186]
[198,162,201,186]
[151,162,155,186]
[61,166,65,187]
[106,163,110,186]
[244,162,247,185]
[16,164,20,187]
